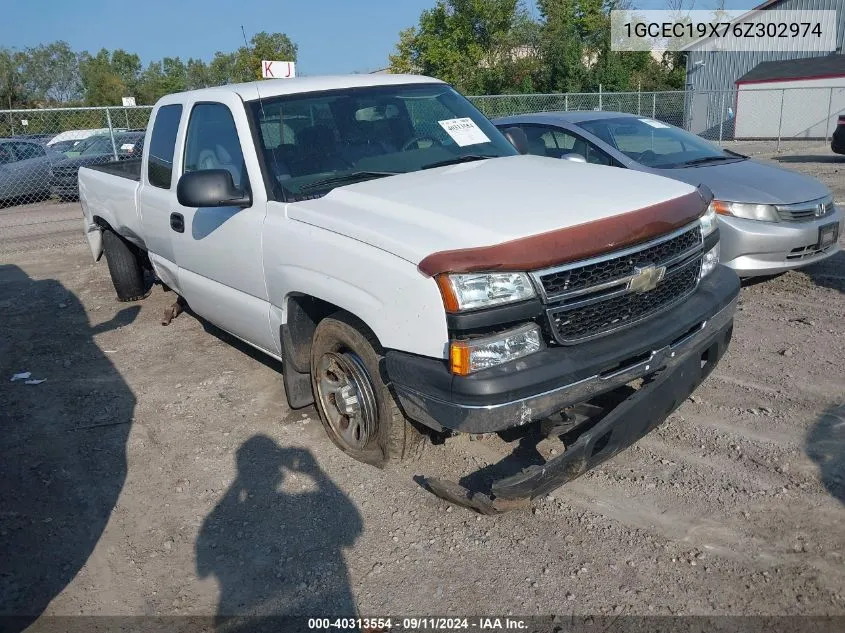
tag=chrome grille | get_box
[776,197,835,222]
[532,223,704,345]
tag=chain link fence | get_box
[468,86,845,149]
[1,86,843,209]
[0,106,152,207]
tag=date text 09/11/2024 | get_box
[307,617,530,630]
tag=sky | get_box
[0,0,761,75]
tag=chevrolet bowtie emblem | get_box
[628,264,666,293]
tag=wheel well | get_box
[281,295,377,374]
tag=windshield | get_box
[577,117,742,169]
[77,135,139,157]
[249,83,518,200]
[79,136,113,155]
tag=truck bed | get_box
[86,158,142,182]
[79,163,144,261]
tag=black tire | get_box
[310,313,424,467]
[102,229,148,302]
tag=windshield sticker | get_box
[438,118,491,147]
[120,143,135,151]
[640,118,670,129]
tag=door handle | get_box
[170,212,184,233]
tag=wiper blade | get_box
[298,170,399,193]
[421,154,493,170]
[722,148,748,159]
[682,155,742,166]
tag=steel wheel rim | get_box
[316,351,377,451]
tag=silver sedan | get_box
[494,112,843,277]
[0,138,62,205]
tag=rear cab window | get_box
[148,104,183,189]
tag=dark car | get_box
[50,132,145,200]
[832,115,845,155]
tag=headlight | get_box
[437,272,535,312]
[699,242,720,280]
[700,203,718,236]
[450,323,541,375]
[712,200,779,223]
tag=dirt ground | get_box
[1,141,844,627]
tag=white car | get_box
[78,75,738,512]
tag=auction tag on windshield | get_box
[120,143,135,151]
[640,118,670,129]
[438,118,491,147]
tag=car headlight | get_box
[450,323,541,375]
[712,200,779,223]
[699,242,720,280]
[436,272,536,312]
[700,203,718,237]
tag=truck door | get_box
[170,97,275,354]
[139,103,184,293]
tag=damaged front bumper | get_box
[424,310,733,513]
[388,265,739,435]
[387,265,739,513]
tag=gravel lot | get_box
[1,142,844,627]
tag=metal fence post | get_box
[718,92,725,146]
[124,107,130,129]
[826,87,834,142]
[776,89,785,152]
[599,84,603,111]
[105,107,119,160]
[652,93,656,118]
[565,94,569,111]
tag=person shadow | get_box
[806,404,845,505]
[196,436,363,632]
[0,264,138,632]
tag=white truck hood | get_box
[287,155,696,266]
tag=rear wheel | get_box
[102,229,148,302]
[310,313,424,467]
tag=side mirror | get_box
[176,169,251,208]
[502,127,530,155]
[560,153,587,163]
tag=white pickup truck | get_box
[79,75,739,513]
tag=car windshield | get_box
[77,135,139,157]
[249,83,518,200]
[577,117,743,169]
[79,136,112,155]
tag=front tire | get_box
[310,313,424,467]
[102,229,148,302]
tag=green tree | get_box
[388,0,537,94]
[186,58,210,90]
[0,48,27,108]
[79,49,126,105]
[21,41,81,103]
[234,31,298,81]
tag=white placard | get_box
[438,117,491,147]
[640,118,670,129]
[122,97,136,107]
[120,143,135,151]
[21,119,28,126]
[261,60,296,79]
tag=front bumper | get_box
[719,210,843,277]
[388,265,739,434]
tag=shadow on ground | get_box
[0,265,138,631]
[196,436,362,631]
[806,404,845,506]
[803,250,845,293]
[774,154,845,164]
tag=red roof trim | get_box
[736,73,845,86]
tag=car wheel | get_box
[102,229,149,302]
[310,313,424,467]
